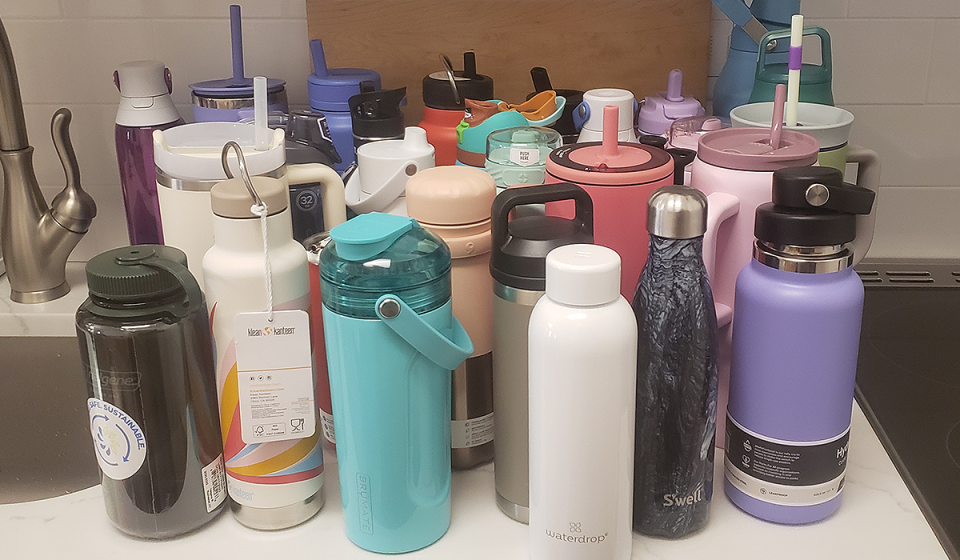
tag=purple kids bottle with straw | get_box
[114,60,183,245]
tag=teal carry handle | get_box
[375,294,473,370]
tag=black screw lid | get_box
[349,86,406,140]
[755,202,856,246]
[85,245,188,302]
[490,183,593,291]
[422,52,494,110]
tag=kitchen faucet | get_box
[0,16,96,303]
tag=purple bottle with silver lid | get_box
[725,166,875,524]
[114,61,184,245]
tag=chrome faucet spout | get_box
[0,17,97,303]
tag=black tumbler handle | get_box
[491,183,594,253]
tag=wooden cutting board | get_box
[306,0,712,124]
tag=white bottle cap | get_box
[115,60,181,127]
[545,244,622,306]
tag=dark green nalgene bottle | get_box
[75,245,225,538]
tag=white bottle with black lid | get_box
[528,244,637,560]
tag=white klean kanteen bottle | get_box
[203,143,323,529]
[528,244,637,560]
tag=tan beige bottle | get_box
[405,166,496,469]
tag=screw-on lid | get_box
[210,175,288,218]
[697,127,819,171]
[307,39,381,112]
[422,52,495,110]
[114,61,181,127]
[350,86,406,140]
[545,244,621,306]
[322,213,451,318]
[405,166,496,226]
[771,166,876,215]
[647,185,708,239]
[85,245,188,302]
[637,69,706,135]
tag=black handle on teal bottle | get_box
[490,183,594,255]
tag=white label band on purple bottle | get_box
[234,310,317,445]
[724,414,849,507]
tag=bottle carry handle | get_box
[701,192,740,328]
[491,183,594,253]
[375,294,474,370]
[756,26,832,81]
[344,159,420,215]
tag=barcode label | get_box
[202,454,226,512]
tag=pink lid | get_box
[545,105,672,186]
[697,128,819,172]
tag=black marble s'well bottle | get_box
[632,186,719,538]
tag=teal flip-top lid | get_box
[330,212,417,261]
[322,212,452,319]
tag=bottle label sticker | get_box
[201,454,227,512]
[510,147,540,167]
[87,398,147,481]
[724,414,849,506]
[234,310,317,445]
[451,412,495,448]
[320,409,336,445]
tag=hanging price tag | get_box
[234,310,316,444]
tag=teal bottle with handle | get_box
[748,26,835,106]
[320,212,473,553]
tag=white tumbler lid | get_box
[545,244,622,306]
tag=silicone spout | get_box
[404,126,430,149]
[229,4,245,84]
[666,69,683,102]
[770,83,786,149]
[599,105,620,160]
[310,39,328,77]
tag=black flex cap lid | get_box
[755,202,857,246]
[422,52,494,110]
[771,165,876,215]
[490,183,594,291]
[85,245,188,302]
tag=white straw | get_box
[785,14,803,127]
[254,76,269,151]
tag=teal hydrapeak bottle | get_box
[320,213,473,553]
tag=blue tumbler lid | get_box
[321,213,451,319]
[307,39,381,112]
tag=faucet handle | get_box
[49,107,96,233]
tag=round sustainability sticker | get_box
[87,398,147,480]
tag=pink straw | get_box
[770,83,786,150]
[600,104,620,159]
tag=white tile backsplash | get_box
[0,1,957,261]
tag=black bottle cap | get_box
[526,66,584,137]
[771,166,875,215]
[85,245,187,302]
[490,183,594,291]
[286,110,341,165]
[755,202,857,246]
[422,52,494,110]
[349,86,406,140]
[639,134,668,149]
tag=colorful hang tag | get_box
[234,310,316,444]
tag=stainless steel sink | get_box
[0,335,99,503]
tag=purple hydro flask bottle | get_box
[114,61,184,245]
[725,166,876,524]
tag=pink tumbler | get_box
[691,127,819,445]
[544,105,674,298]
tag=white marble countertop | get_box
[0,263,89,337]
[0,402,948,559]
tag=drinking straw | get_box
[785,14,803,127]
[254,76,269,150]
[770,83,786,150]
